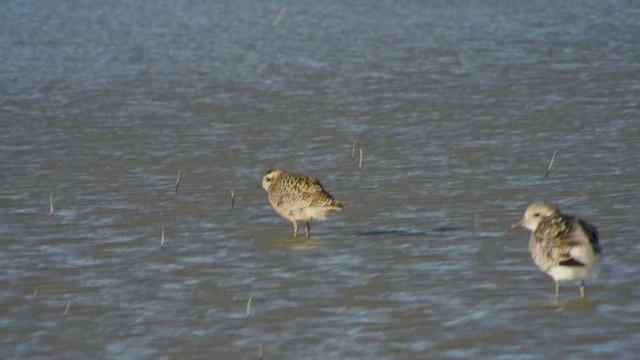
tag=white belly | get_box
[276,206,331,223]
[546,264,599,282]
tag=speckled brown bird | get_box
[261,169,345,239]
[513,202,602,298]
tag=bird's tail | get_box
[331,200,346,210]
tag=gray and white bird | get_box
[513,202,602,298]
[261,169,345,239]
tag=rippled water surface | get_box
[2,1,640,359]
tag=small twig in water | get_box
[49,193,54,217]
[32,289,38,300]
[230,189,235,209]
[545,150,558,178]
[246,295,253,318]
[160,226,165,249]
[257,344,263,359]
[358,148,363,168]
[64,302,71,317]
[272,7,288,27]
[175,169,182,193]
[351,140,357,160]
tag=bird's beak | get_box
[510,219,524,229]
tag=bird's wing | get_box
[533,214,589,267]
[295,176,326,194]
[289,176,340,206]
[577,218,602,254]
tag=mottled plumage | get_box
[513,202,602,298]
[261,169,345,239]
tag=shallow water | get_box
[2,1,640,359]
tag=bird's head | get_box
[261,169,284,192]
[512,202,559,231]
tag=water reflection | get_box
[255,236,325,250]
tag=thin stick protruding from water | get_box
[49,193,54,217]
[246,295,253,318]
[32,289,38,300]
[544,150,558,178]
[230,189,235,209]
[160,226,165,249]
[358,148,363,168]
[351,140,357,160]
[175,169,182,193]
[64,302,71,317]
[272,7,288,27]
[257,344,263,359]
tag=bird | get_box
[512,202,602,299]
[261,169,345,239]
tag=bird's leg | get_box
[555,281,560,299]
[580,280,585,299]
[292,222,298,238]
[304,222,310,239]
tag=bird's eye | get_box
[533,212,540,217]
[266,177,272,182]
